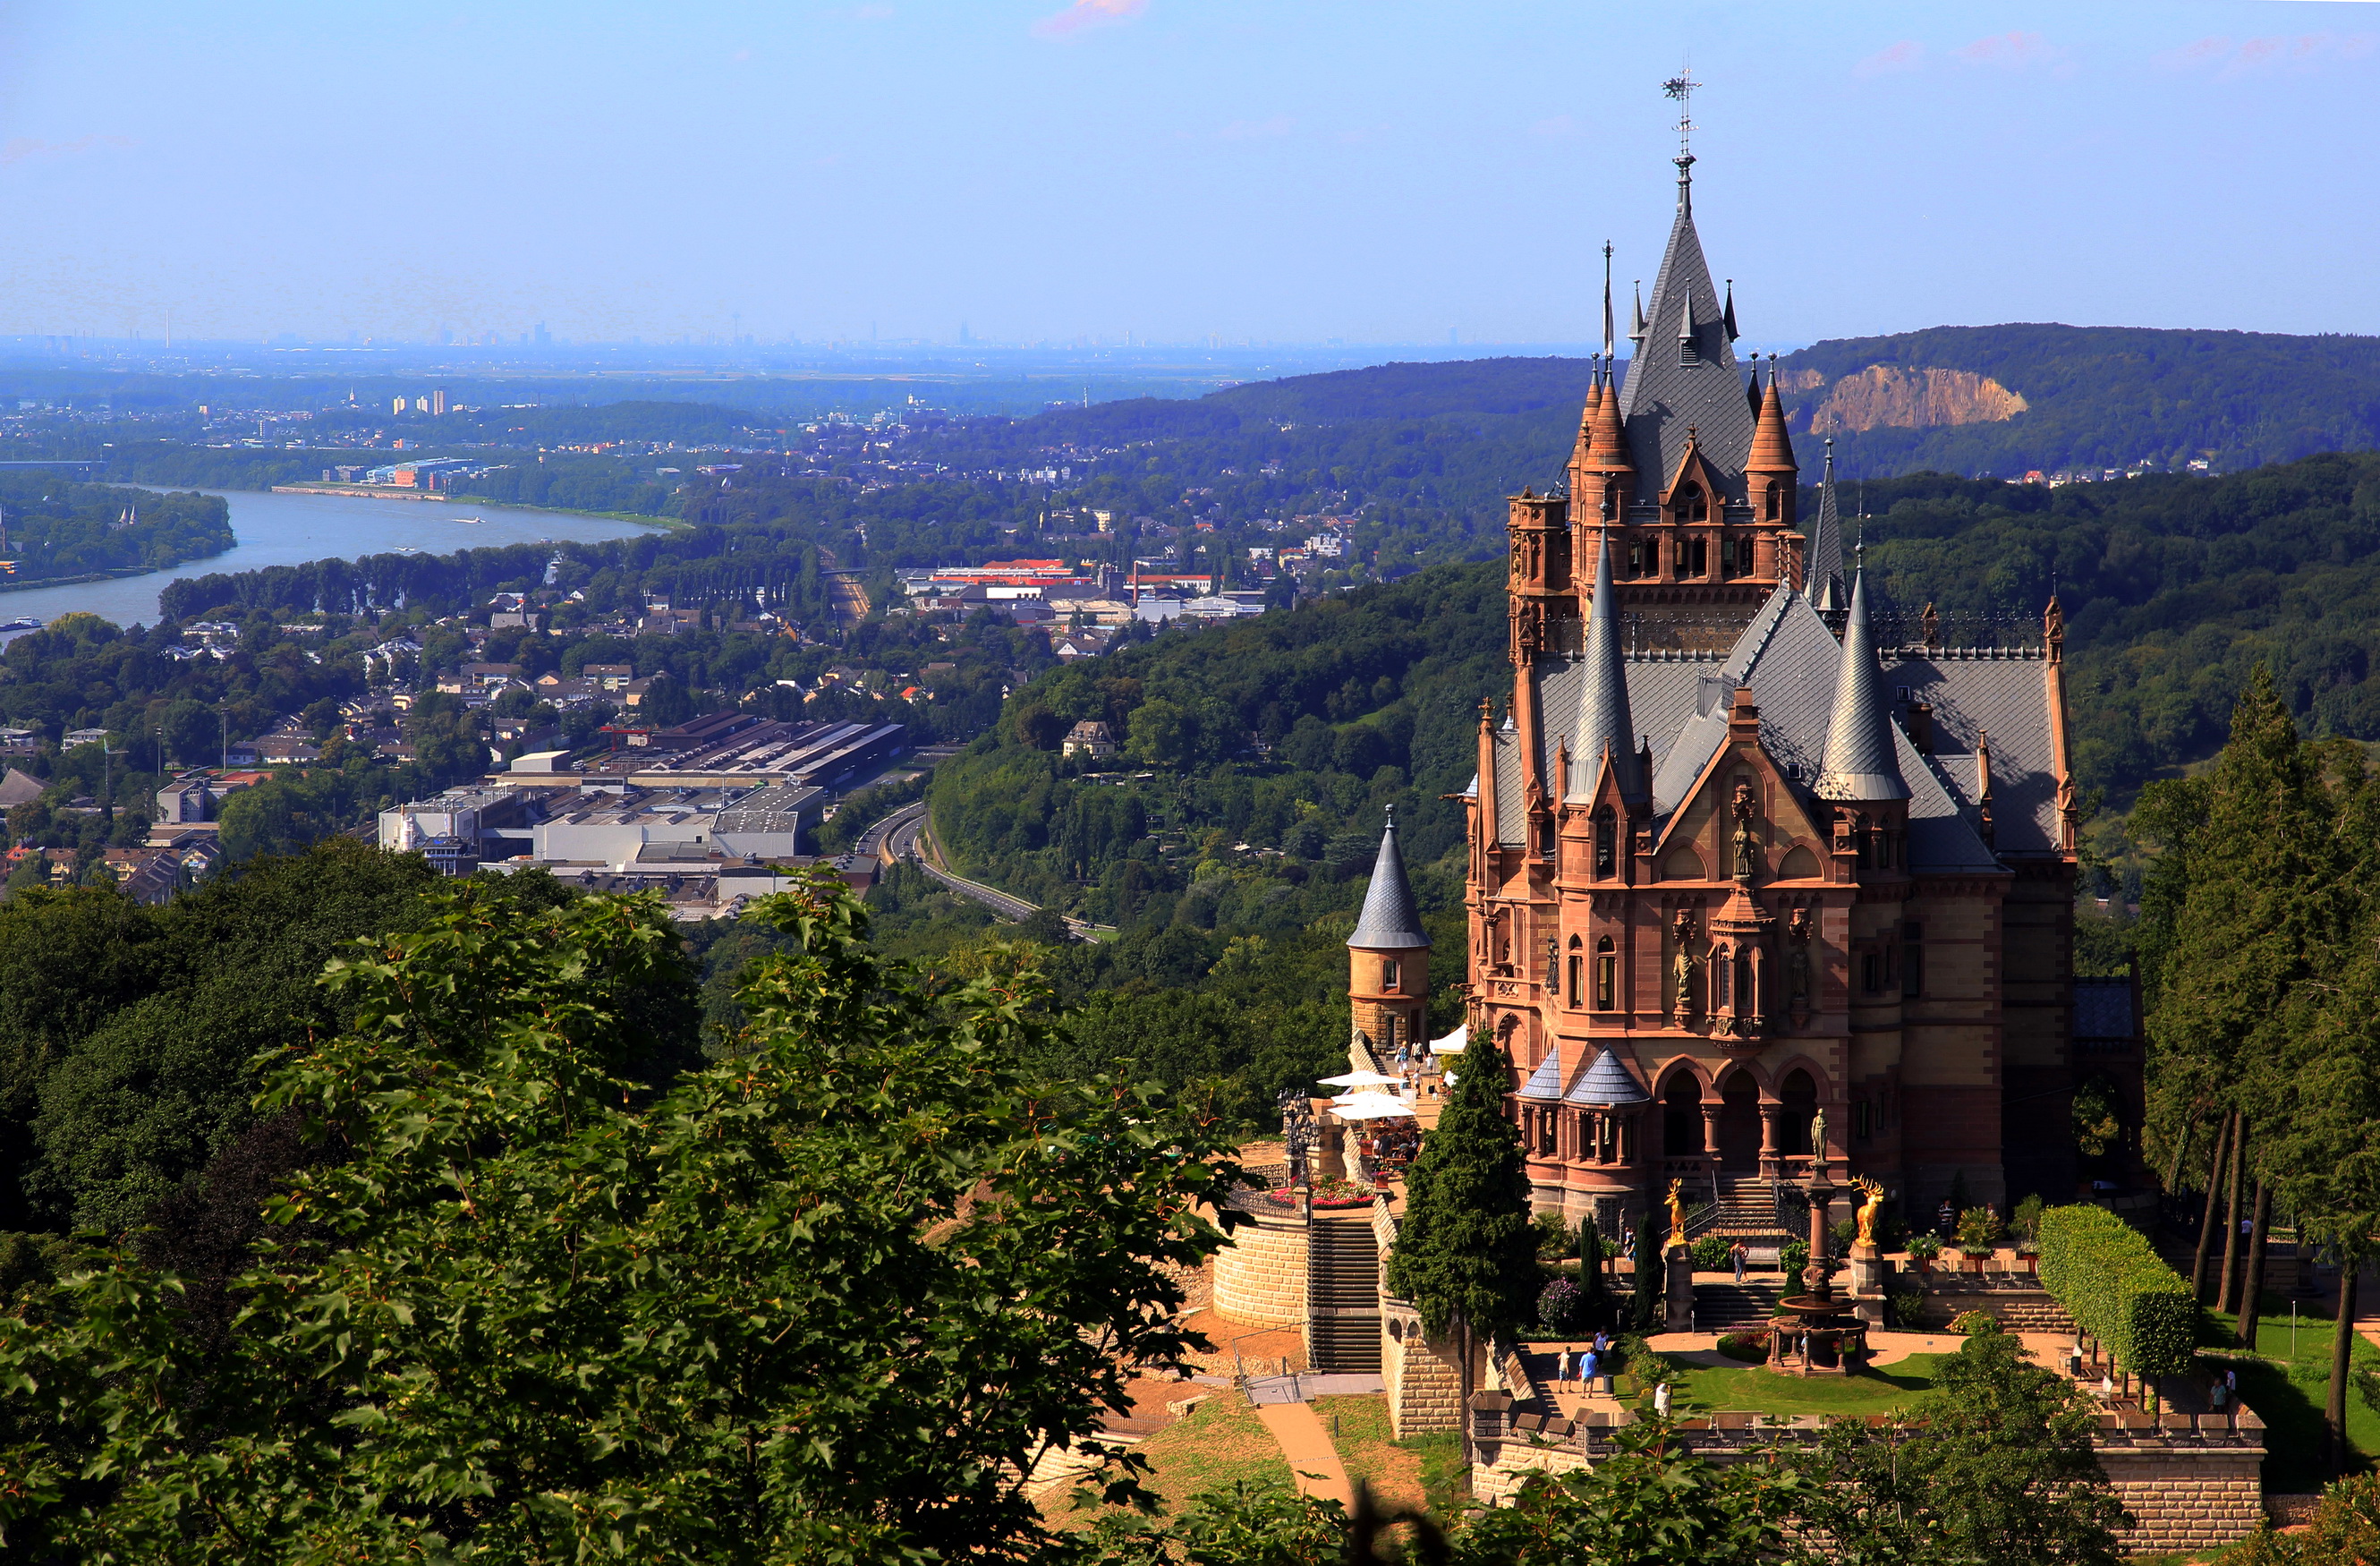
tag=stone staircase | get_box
[1702,1173,1798,1244]
[1695,1281,1782,1332]
[1305,1216,1383,1373]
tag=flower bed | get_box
[1266,1177,1380,1208]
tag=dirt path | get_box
[1255,1400,1355,1509]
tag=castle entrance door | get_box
[1718,1069,1763,1171]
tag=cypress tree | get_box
[1577,1213,1607,1319]
[1384,1025,1534,1461]
[1630,1208,1662,1332]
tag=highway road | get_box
[870,799,1114,939]
[877,801,1046,923]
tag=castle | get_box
[1446,137,2135,1232]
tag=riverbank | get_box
[0,564,201,596]
[0,489,667,634]
[270,483,693,533]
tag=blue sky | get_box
[0,0,2373,347]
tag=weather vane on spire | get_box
[1662,69,1699,178]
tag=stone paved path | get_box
[1254,1400,1355,1509]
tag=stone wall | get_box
[1211,1203,1308,1328]
[2101,1441,2265,1553]
[1914,1282,2076,1333]
[1381,1294,1466,1437]
[1469,1409,2266,1554]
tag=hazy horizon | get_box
[1,1,2374,347]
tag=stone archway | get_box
[1718,1068,1763,1171]
[1780,1068,1818,1156]
[1662,1070,1705,1157]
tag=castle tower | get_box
[1348,813,1430,1069]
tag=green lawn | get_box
[2204,1294,2380,1492]
[1653,1354,1953,1417]
[1115,1392,1296,1513]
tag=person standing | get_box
[1558,1346,1572,1386]
[1731,1240,1748,1284]
[1582,1346,1600,1389]
[1653,1379,1671,1418]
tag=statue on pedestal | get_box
[1809,1108,1828,1174]
[1853,1177,1885,1248]
[1664,1178,1687,1252]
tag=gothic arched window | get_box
[1595,935,1617,1010]
[1593,807,1616,875]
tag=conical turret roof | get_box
[1746,370,1797,477]
[1814,571,1909,802]
[1807,438,1845,611]
[1347,813,1429,949]
[1564,1046,1652,1106]
[1568,532,1643,801]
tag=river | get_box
[0,488,667,635]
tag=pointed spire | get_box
[1746,365,1798,481]
[1722,279,1738,342]
[1348,809,1430,949]
[1602,242,1616,362]
[1814,572,1910,803]
[1808,437,1845,611]
[1569,532,1644,802]
[1629,281,1647,343]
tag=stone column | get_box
[1666,1243,1697,1332]
[1759,1105,1781,1179]
[1700,1102,1722,1167]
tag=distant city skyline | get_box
[0,2,2374,346]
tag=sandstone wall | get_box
[1211,1205,1307,1327]
[1382,1295,1466,1438]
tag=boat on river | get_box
[0,617,42,632]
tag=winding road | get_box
[869,799,1108,937]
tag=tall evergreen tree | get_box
[2144,671,2350,1323]
[1384,1025,1534,1463]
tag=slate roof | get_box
[1806,441,1845,610]
[1348,816,1430,949]
[1814,574,1911,802]
[1517,1051,1566,1101]
[2072,977,2139,1040]
[1483,586,2017,874]
[1567,532,1643,800]
[1614,180,1757,504]
[1565,1046,1653,1106]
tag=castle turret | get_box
[1348,812,1430,1068]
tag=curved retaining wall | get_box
[1211,1202,1309,1327]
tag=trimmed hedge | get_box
[2036,1204,2196,1376]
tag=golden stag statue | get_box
[1853,1176,1886,1248]
[1664,1177,1687,1252]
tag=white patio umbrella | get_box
[1330,1094,1418,1121]
[1427,1025,1469,1057]
[1318,1070,1404,1089]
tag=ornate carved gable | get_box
[1653,692,1826,883]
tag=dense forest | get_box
[0,473,230,583]
[1779,325,2380,480]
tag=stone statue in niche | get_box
[1789,941,1810,1004]
[1671,910,1699,1016]
[1730,780,1759,881]
[1921,601,1942,651]
[1810,1108,1829,1170]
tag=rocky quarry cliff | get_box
[1798,365,2029,434]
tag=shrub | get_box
[1781,1239,1810,1279]
[1888,1289,1926,1329]
[1538,1275,1585,1337]
[1534,1210,1574,1259]
[1717,1331,1769,1364]
[1690,1234,1732,1272]
[1949,1309,2002,1336]
[1905,1232,1943,1263]
[1957,1205,2004,1254]
[2011,1193,2045,1242]
[2036,1204,2196,1376]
